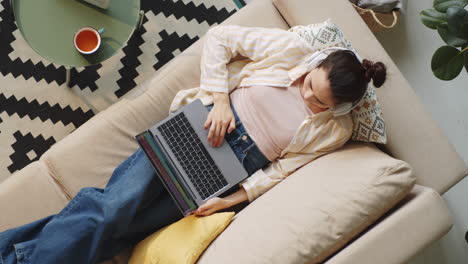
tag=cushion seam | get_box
[271,0,294,27]
[41,157,73,201]
[312,162,415,263]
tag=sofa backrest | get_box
[272,0,467,194]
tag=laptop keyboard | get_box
[158,112,228,200]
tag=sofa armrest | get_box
[325,185,453,264]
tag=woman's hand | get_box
[204,102,236,147]
[194,197,229,216]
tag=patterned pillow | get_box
[288,19,387,144]
[288,19,353,51]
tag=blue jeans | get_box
[0,103,270,264]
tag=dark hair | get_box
[316,50,387,104]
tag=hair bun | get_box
[363,59,387,88]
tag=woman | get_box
[0,25,386,264]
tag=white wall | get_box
[373,0,468,263]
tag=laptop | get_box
[135,99,249,216]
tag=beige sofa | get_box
[1,0,467,263]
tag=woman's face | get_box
[300,67,336,113]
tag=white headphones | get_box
[305,47,368,117]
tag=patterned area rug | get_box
[0,0,246,181]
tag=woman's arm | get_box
[194,187,248,216]
[212,91,230,104]
[200,25,297,94]
[223,187,248,207]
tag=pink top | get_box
[230,80,314,162]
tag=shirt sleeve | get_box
[239,113,353,202]
[200,25,298,94]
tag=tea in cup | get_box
[73,27,105,54]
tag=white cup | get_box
[73,27,105,55]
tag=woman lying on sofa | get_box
[0,25,386,264]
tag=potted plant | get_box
[420,0,468,80]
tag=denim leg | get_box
[0,148,169,264]
[122,189,182,240]
[98,190,183,261]
[12,239,37,264]
[30,148,165,264]
[0,216,52,264]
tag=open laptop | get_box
[135,99,249,216]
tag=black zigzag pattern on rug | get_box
[1,92,94,173]
[115,16,147,98]
[115,1,238,98]
[0,0,244,177]
[154,30,200,71]
[142,0,237,25]
[8,131,56,173]
[145,0,237,72]
[0,94,94,128]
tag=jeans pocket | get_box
[240,144,258,175]
[13,240,37,264]
[224,129,236,141]
[240,152,253,175]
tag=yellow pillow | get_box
[129,212,235,264]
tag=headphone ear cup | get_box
[306,52,327,69]
[331,102,353,117]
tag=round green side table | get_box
[12,0,143,86]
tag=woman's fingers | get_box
[204,114,212,129]
[197,208,215,216]
[228,118,236,134]
[207,122,215,145]
[195,197,227,216]
[207,122,220,147]
[205,104,237,147]
[217,122,229,147]
[208,122,220,147]
[195,206,211,216]
[217,118,235,147]
[214,121,221,147]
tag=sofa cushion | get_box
[0,161,69,231]
[41,0,290,198]
[271,0,468,195]
[197,142,416,264]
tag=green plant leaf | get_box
[446,6,468,37]
[433,0,468,13]
[465,50,468,72]
[431,45,465,80]
[420,8,447,29]
[460,21,468,39]
[438,24,468,46]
